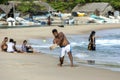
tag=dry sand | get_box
[0,23,120,80]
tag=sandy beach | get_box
[0,23,120,80]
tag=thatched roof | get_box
[34,1,54,11]
[0,3,13,14]
[72,3,112,12]
[8,1,54,11]
[0,1,54,18]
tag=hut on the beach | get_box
[31,1,54,15]
[0,3,14,18]
[34,1,54,11]
[0,1,54,18]
[72,3,114,16]
[8,1,54,11]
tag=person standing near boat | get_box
[50,29,73,67]
[88,31,96,51]
[47,16,51,26]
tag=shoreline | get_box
[0,24,120,80]
[0,52,120,80]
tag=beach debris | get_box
[87,60,95,65]
[58,25,64,27]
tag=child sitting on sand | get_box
[21,40,33,53]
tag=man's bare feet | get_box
[71,64,74,67]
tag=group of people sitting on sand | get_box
[1,37,34,53]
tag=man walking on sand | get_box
[50,29,73,67]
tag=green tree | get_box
[110,0,120,10]
[75,0,85,3]
[4,0,120,12]
[0,0,8,4]
[17,0,47,13]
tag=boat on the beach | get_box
[88,14,120,24]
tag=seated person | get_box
[13,41,23,53]
[21,40,33,53]
[1,37,8,52]
[7,38,15,53]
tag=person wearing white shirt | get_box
[7,39,15,53]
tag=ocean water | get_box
[28,29,120,72]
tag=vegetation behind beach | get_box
[47,0,120,12]
[0,0,120,13]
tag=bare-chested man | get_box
[50,29,73,67]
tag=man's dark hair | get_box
[52,29,58,33]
